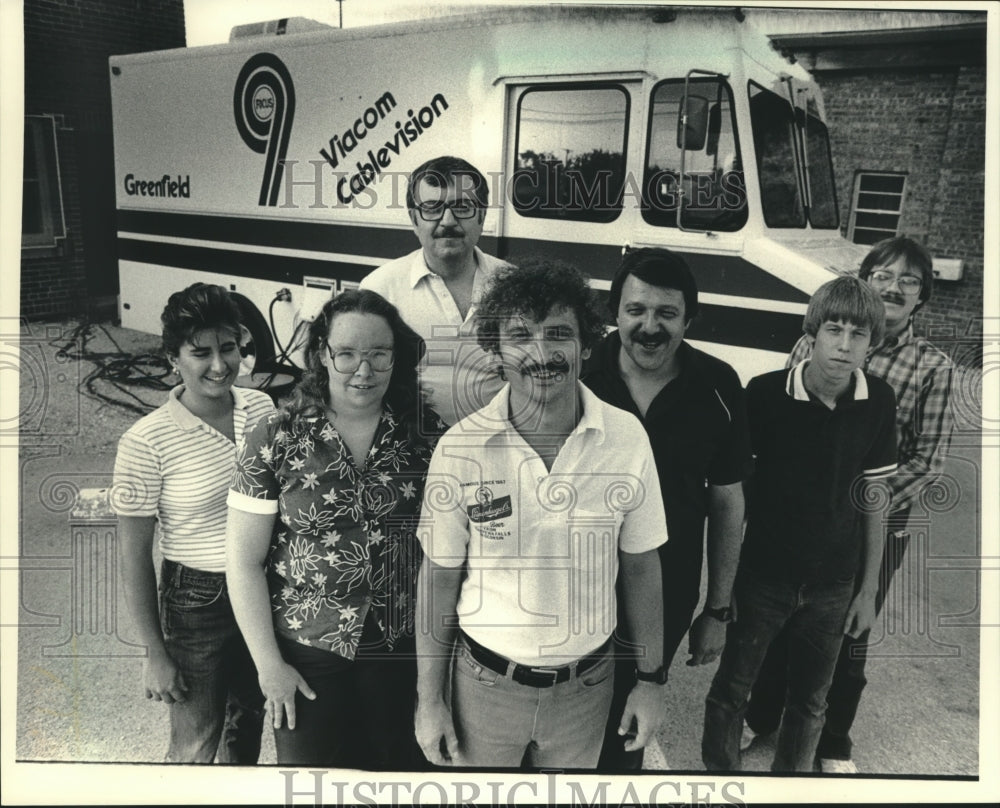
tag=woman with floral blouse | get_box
[226,289,445,768]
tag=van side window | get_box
[512,85,628,223]
[803,96,839,229]
[748,82,806,228]
[642,78,747,231]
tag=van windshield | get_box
[748,82,806,228]
[748,81,840,230]
[641,78,748,231]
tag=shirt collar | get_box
[166,384,246,431]
[786,360,869,402]
[875,321,915,352]
[408,245,486,290]
[475,382,606,444]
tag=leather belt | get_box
[460,631,609,688]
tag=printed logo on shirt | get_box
[467,485,512,524]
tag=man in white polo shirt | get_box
[414,260,667,769]
[359,155,507,426]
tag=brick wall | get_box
[21,0,185,320]
[816,65,985,362]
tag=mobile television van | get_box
[109,4,868,384]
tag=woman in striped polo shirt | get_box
[112,283,275,763]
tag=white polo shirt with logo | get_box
[359,246,507,426]
[418,383,667,666]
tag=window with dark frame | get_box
[512,85,629,224]
[642,77,748,231]
[22,115,66,249]
[848,172,906,245]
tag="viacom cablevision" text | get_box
[319,90,448,203]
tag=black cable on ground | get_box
[51,318,173,416]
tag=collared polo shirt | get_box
[741,362,897,585]
[787,324,953,513]
[582,335,752,577]
[112,385,275,572]
[360,246,507,426]
[418,383,667,666]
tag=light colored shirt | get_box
[360,246,507,426]
[112,385,275,572]
[418,383,667,666]
[787,323,953,512]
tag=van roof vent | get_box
[229,17,332,41]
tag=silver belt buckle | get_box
[528,666,560,685]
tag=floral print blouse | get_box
[229,406,443,660]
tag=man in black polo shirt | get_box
[701,275,897,772]
[582,248,753,771]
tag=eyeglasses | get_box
[415,199,480,221]
[325,346,394,373]
[869,270,922,295]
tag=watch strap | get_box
[703,605,734,623]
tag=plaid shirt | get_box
[787,322,953,513]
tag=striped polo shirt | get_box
[112,385,275,572]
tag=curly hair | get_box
[475,258,606,356]
[160,283,242,357]
[279,289,427,441]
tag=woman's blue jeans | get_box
[159,559,264,763]
[702,568,854,772]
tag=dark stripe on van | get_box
[498,237,810,303]
[117,238,375,285]
[117,209,416,260]
[118,237,801,352]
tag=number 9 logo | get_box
[234,53,296,206]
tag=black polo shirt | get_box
[582,334,753,583]
[741,362,897,585]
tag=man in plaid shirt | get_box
[743,236,954,773]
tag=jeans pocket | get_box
[578,653,613,688]
[161,570,226,620]
[457,647,502,687]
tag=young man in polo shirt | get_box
[743,236,954,772]
[702,276,897,772]
[581,248,752,771]
[414,260,668,769]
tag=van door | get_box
[499,80,645,285]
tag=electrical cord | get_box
[51,319,173,416]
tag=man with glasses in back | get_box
[360,155,508,426]
[742,236,955,773]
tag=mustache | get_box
[434,225,464,238]
[519,358,571,377]
[628,329,668,345]
[880,292,906,306]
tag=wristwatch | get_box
[702,605,734,623]
[635,665,668,685]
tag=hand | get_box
[258,660,316,730]
[686,611,727,666]
[619,681,665,753]
[415,695,459,765]
[843,590,877,638]
[143,649,188,704]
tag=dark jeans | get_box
[273,631,425,769]
[702,568,854,772]
[159,559,264,763]
[745,512,911,760]
[598,540,702,772]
